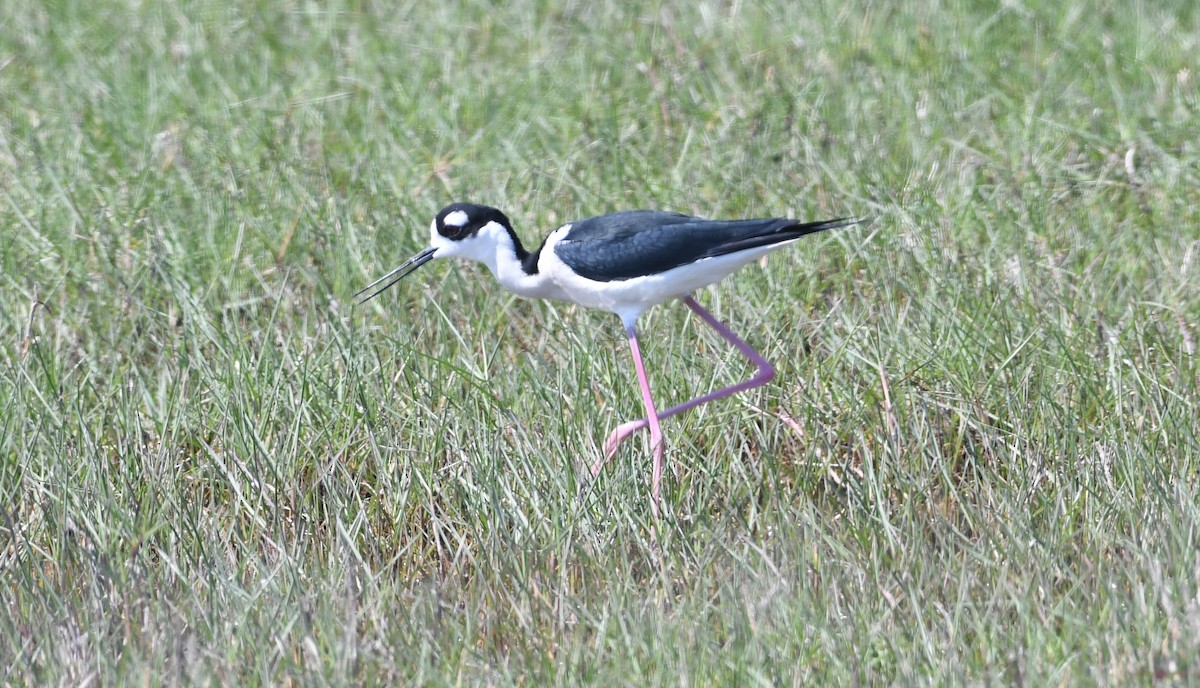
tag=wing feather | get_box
[554,211,854,282]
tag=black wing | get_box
[554,210,854,282]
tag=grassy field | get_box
[3,0,1199,684]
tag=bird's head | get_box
[355,202,513,304]
[428,203,513,261]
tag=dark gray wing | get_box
[554,210,853,282]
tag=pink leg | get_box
[592,296,776,476]
[622,322,665,519]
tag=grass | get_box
[2,0,1199,684]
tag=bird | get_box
[356,202,858,518]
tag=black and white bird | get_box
[356,202,858,518]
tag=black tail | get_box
[702,217,859,259]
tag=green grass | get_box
[2,0,1199,684]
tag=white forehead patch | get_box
[443,210,470,228]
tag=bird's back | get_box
[554,210,849,282]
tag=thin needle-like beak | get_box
[354,246,437,304]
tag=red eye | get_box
[443,224,462,238]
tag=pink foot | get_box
[595,419,650,474]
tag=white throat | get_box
[430,221,564,301]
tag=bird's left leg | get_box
[593,296,776,474]
[616,321,665,518]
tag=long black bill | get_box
[354,246,437,305]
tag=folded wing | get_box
[555,210,854,282]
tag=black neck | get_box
[505,226,542,275]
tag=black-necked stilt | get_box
[357,202,858,518]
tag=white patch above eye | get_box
[443,210,469,228]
